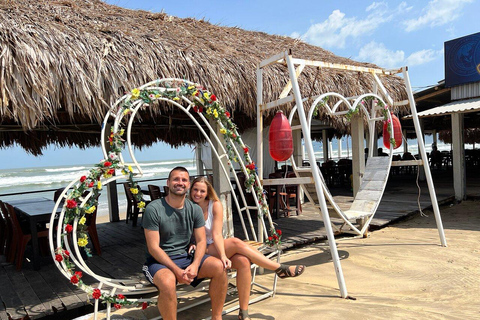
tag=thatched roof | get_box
[0,0,408,155]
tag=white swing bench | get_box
[49,78,281,319]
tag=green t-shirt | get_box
[142,198,205,258]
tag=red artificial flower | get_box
[225,111,230,118]
[88,181,94,188]
[117,294,125,300]
[193,106,198,112]
[142,302,148,310]
[66,199,77,209]
[210,94,217,101]
[246,163,256,171]
[273,234,278,240]
[70,275,79,284]
[276,229,282,235]
[199,106,203,113]
[195,91,200,96]
[268,236,273,241]
[103,161,112,167]
[92,288,101,299]
[243,147,249,153]
[64,250,70,257]
[114,304,122,310]
[80,176,87,183]
[108,137,113,143]
[107,168,115,175]
[75,271,83,279]
[55,254,63,262]
[65,224,73,233]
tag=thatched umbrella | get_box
[0,0,408,155]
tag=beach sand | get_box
[88,200,480,319]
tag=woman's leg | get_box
[223,238,280,271]
[230,254,252,312]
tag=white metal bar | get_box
[262,95,295,111]
[285,54,348,298]
[403,67,447,247]
[258,51,287,68]
[391,160,423,166]
[279,63,305,99]
[290,57,391,75]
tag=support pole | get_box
[104,123,120,222]
[285,54,348,298]
[451,113,466,201]
[351,114,365,196]
[403,67,447,247]
[322,130,329,162]
[195,143,205,176]
[256,66,264,274]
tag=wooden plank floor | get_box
[1,168,479,320]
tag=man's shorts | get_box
[142,253,210,288]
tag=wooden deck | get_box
[1,169,479,320]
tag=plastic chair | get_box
[148,185,163,201]
[1,201,49,270]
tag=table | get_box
[13,198,62,270]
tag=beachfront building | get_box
[409,32,480,201]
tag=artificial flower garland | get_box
[56,80,280,310]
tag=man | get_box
[142,166,227,320]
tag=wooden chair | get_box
[0,202,9,256]
[1,201,49,270]
[123,182,142,227]
[148,185,163,201]
[84,192,102,255]
[268,172,302,217]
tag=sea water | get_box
[0,159,196,217]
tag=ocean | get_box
[0,159,197,217]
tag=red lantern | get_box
[383,112,402,149]
[269,111,293,161]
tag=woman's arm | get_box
[211,200,232,269]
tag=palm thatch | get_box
[0,0,408,155]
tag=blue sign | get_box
[445,32,480,87]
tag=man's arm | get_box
[144,229,191,284]
[184,226,207,280]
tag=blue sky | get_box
[1,0,479,169]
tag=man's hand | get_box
[174,268,192,285]
[184,263,199,281]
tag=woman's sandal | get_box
[238,309,250,320]
[275,264,306,279]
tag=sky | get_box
[1,0,479,170]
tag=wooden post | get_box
[451,113,466,201]
[104,123,120,222]
[322,130,329,162]
[210,121,233,238]
[418,119,426,181]
[195,143,205,176]
[351,114,365,196]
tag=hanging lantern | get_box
[383,112,402,149]
[269,111,293,161]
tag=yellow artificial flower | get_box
[203,92,210,99]
[131,88,140,99]
[192,90,198,96]
[97,181,102,190]
[103,173,112,179]
[79,216,86,225]
[188,85,195,90]
[85,206,96,214]
[173,97,180,101]
[130,188,139,195]
[119,129,125,136]
[220,128,227,135]
[206,107,212,115]
[138,201,146,209]
[78,237,88,247]
[213,109,218,118]
[128,165,133,172]
[123,108,131,115]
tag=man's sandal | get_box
[275,264,305,279]
[238,309,250,320]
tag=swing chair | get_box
[49,78,281,319]
[257,51,447,299]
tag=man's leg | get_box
[197,256,227,320]
[153,268,177,320]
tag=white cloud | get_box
[356,41,443,68]
[405,49,443,66]
[298,2,409,49]
[403,0,473,32]
[357,41,405,68]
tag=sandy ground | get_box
[87,200,480,320]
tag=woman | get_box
[190,176,305,320]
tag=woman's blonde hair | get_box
[190,176,220,202]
